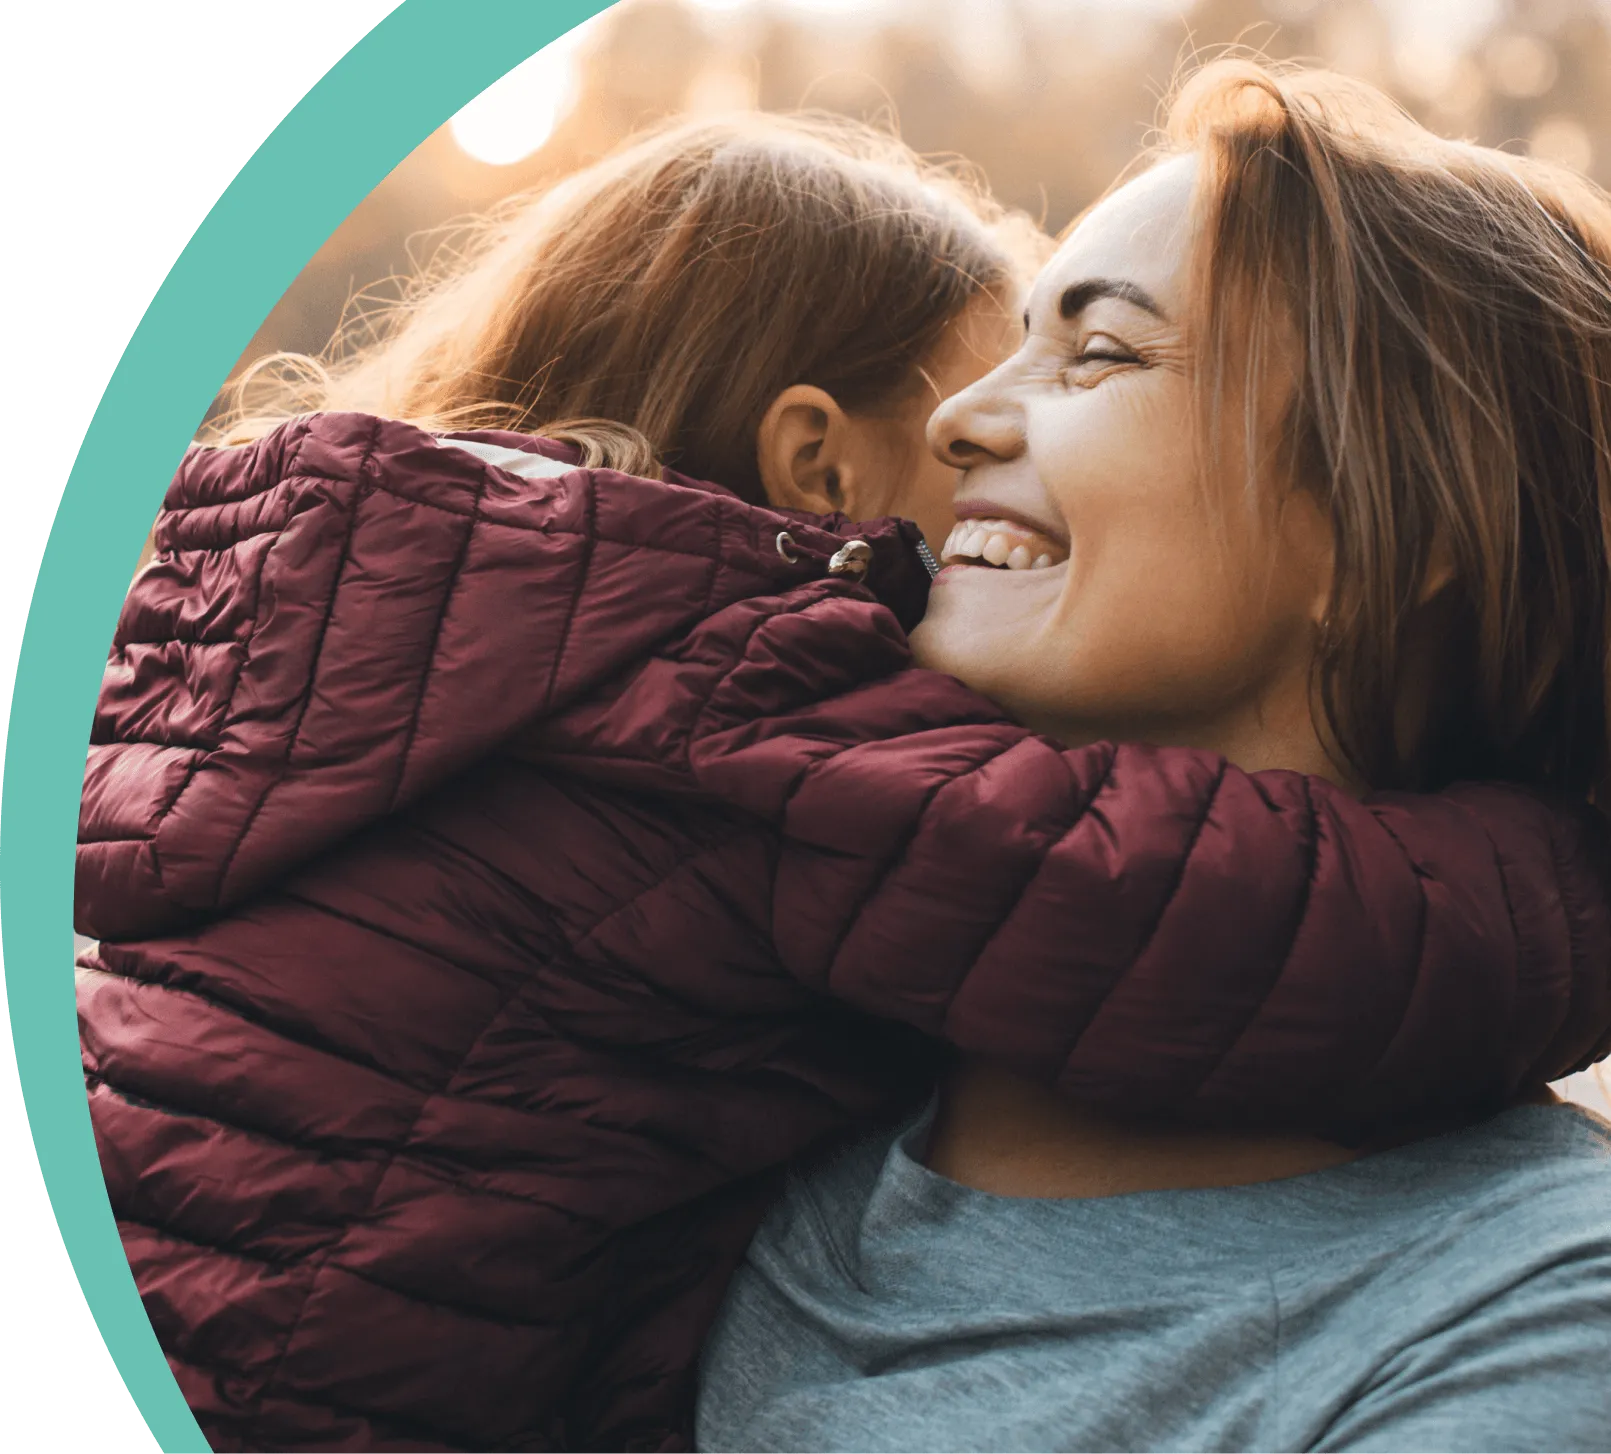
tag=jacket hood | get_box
[78,412,930,940]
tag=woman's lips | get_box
[939,517,1070,572]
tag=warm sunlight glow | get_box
[449,18,603,166]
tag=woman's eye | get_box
[1075,334,1138,366]
[1061,335,1139,385]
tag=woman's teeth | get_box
[940,519,1067,571]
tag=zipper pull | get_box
[827,540,873,582]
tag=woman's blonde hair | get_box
[1163,59,1611,795]
[212,112,1043,503]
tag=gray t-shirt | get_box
[696,1100,1611,1452]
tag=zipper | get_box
[775,528,939,584]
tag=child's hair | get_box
[1161,58,1611,795]
[211,111,1045,503]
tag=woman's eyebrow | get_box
[1057,278,1168,322]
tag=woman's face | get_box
[914,156,1337,774]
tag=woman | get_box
[696,61,1611,1452]
[79,103,1607,1452]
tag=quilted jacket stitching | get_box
[386,468,492,814]
[682,587,915,822]
[209,436,379,906]
[541,470,599,716]
[937,742,1119,1041]
[1056,757,1231,1082]
[116,1212,323,1270]
[85,1072,396,1170]
[698,494,726,626]
[399,819,577,931]
[275,889,515,995]
[320,1255,588,1333]
[237,800,780,1438]
[164,1340,475,1452]
[1521,807,1581,1083]
[164,419,828,578]
[78,743,207,850]
[820,735,1026,1005]
[80,972,434,1133]
[568,825,768,960]
[96,1065,631,1225]
[94,820,767,1112]
[1339,809,1434,1098]
[136,423,320,883]
[245,945,547,1443]
[1183,771,1323,1104]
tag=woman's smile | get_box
[937,513,1069,571]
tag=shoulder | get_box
[161,408,615,541]
[1307,1107,1611,1451]
[1388,1104,1611,1250]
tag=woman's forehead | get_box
[1030,155,1199,323]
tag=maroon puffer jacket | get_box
[78,413,1611,1452]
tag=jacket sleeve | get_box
[535,581,1611,1135]
[77,414,904,941]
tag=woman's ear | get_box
[756,385,858,515]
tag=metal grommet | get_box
[827,539,873,583]
[775,530,801,564]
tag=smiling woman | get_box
[922,152,1337,778]
[923,65,1611,804]
[697,57,1611,1454]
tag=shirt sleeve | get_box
[1311,1246,1611,1452]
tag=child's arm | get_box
[536,579,1611,1137]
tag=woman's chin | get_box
[914,559,1068,682]
[912,601,1047,699]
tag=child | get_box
[81,111,1610,1451]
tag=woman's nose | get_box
[927,375,1025,468]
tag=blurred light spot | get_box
[1530,115,1593,172]
[1429,56,1488,121]
[1380,0,1501,94]
[1394,36,1459,100]
[1263,0,1320,20]
[1317,7,1388,84]
[449,18,602,166]
[685,65,761,113]
[1486,32,1559,98]
[778,0,883,13]
[947,1,1027,94]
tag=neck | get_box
[925,1059,1358,1199]
[1039,673,1352,791]
[926,1063,1561,1200]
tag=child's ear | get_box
[756,385,855,515]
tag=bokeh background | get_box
[235,0,1611,379]
[226,0,1611,1112]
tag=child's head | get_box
[220,112,1043,547]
